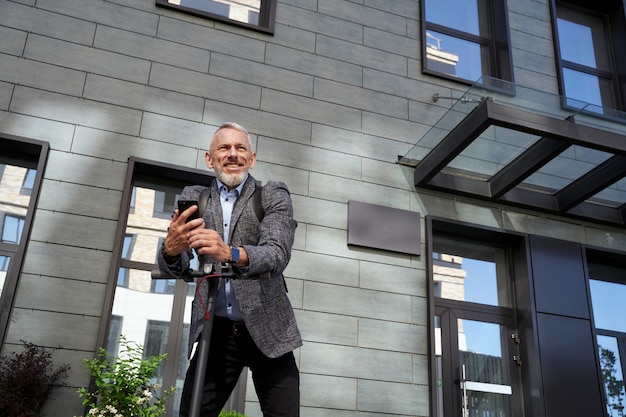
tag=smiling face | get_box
[205,125,257,189]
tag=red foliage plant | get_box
[0,340,70,417]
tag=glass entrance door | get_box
[432,234,523,417]
[458,318,514,417]
[435,310,521,417]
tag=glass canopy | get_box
[400,76,626,227]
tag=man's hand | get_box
[163,205,204,257]
[187,228,230,263]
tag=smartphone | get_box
[177,200,200,223]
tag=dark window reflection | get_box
[145,320,170,378]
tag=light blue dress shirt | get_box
[213,177,247,320]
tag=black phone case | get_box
[178,200,200,222]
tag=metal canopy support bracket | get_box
[556,154,626,211]
[489,138,571,198]
[414,98,492,186]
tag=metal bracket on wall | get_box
[432,92,485,103]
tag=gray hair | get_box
[213,122,250,139]
[209,122,251,152]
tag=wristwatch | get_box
[229,246,240,264]
[161,245,179,264]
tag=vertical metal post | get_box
[189,277,218,417]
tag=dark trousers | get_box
[179,317,300,417]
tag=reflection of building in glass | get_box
[167,0,261,25]
[112,186,181,341]
[125,187,170,290]
[0,164,32,295]
[0,165,30,238]
[433,253,468,350]
[433,253,467,300]
[426,31,459,77]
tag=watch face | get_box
[231,246,240,263]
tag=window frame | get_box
[97,157,209,413]
[0,134,49,345]
[155,0,277,35]
[551,0,626,119]
[420,0,514,86]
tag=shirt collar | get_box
[215,175,248,195]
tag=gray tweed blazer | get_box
[157,175,302,359]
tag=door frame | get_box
[426,217,534,417]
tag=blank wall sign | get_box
[347,200,421,256]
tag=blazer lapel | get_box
[205,182,223,237]
[228,176,257,243]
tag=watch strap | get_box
[229,246,240,264]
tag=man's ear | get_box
[205,151,213,169]
[249,152,257,168]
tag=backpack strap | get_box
[251,181,285,289]
[253,180,264,222]
[198,188,211,217]
[196,177,215,217]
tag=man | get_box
[157,122,301,417]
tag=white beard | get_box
[217,170,247,188]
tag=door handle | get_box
[461,363,468,417]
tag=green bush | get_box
[219,410,248,417]
[77,336,175,417]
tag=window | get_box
[1,215,24,244]
[588,257,626,417]
[553,1,626,118]
[106,315,123,357]
[421,0,513,84]
[106,163,199,415]
[145,320,170,378]
[20,169,35,196]
[117,234,135,287]
[153,189,178,220]
[156,0,277,34]
[0,256,9,297]
[0,135,48,344]
[0,256,9,272]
